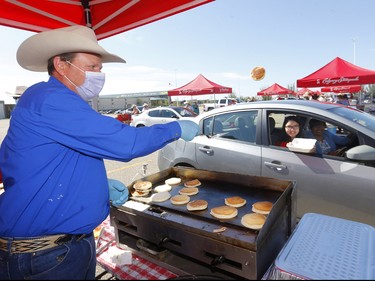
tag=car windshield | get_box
[173,107,197,117]
[330,106,375,131]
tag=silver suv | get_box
[158,100,375,226]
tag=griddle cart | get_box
[110,167,296,280]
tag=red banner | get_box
[320,85,361,93]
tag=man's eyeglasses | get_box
[285,125,299,130]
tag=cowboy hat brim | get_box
[17,25,125,72]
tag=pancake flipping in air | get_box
[251,66,266,81]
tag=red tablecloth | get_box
[96,217,177,280]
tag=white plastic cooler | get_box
[265,213,375,280]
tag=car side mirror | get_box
[346,145,375,161]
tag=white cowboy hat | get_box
[17,25,126,72]
[143,103,149,107]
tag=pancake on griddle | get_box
[133,180,152,191]
[154,184,172,193]
[165,177,181,186]
[210,205,238,219]
[241,213,266,230]
[179,187,199,196]
[187,199,208,211]
[252,201,273,215]
[170,194,190,205]
[224,196,246,208]
[184,179,201,188]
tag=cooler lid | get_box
[274,213,375,280]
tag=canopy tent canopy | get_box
[168,74,232,96]
[320,85,362,93]
[297,57,375,88]
[257,83,295,96]
[296,88,316,96]
[0,0,214,111]
[0,0,214,40]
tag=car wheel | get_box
[136,124,145,128]
[174,164,195,169]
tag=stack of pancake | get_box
[132,180,152,197]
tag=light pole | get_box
[174,69,178,105]
[352,37,356,64]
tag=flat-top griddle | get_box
[111,167,296,279]
[148,179,281,230]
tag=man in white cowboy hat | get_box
[183,101,194,112]
[131,104,140,115]
[0,25,198,280]
[142,102,149,113]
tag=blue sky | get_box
[1,0,375,103]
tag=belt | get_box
[0,233,88,254]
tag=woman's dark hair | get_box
[280,115,304,142]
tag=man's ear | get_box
[54,57,66,74]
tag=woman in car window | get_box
[276,116,304,147]
[306,119,349,155]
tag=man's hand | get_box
[176,120,199,141]
[108,179,129,207]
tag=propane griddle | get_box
[111,167,296,279]
[148,179,281,231]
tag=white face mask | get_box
[64,61,105,101]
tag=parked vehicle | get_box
[130,106,197,127]
[158,100,375,226]
[202,98,238,111]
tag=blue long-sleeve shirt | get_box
[305,130,349,155]
[0,77,181,237]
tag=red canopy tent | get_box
[297,57,375,88]
[320,85,362,93]
[0,0,214,40]
[296,88,315,96]
[168,74,232,96]
[0,0,214,111]
[257,83,295,96]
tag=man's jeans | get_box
[0,234,96,280]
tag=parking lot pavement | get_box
[0,118,10,143]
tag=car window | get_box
[267,111,364,162]
[148,109,160,118]
[203,110,258,143]
[171,107,196,117]
[203,117,220,136]
[161,109,176,118]
[330,106,375,131]
[268,112,311,144]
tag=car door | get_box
[195,109,262,175]
[260,110,375,226]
